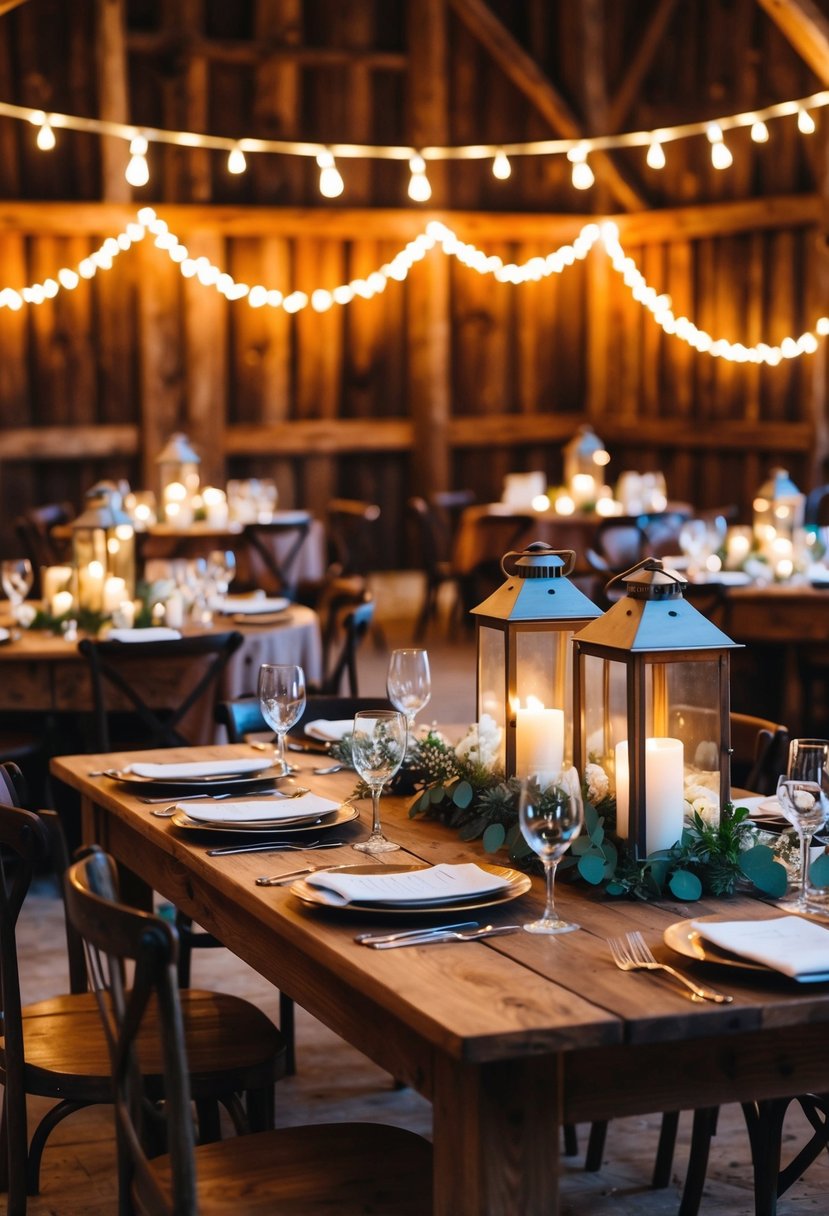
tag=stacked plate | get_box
[291,861,531,916]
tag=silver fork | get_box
[608,932,732,1003]
[366,924,520,949]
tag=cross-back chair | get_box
[406,496,464,640]
[64,846,433,1216]
[78,631,244,750]
[0,769,286,1214]
[325,497,381,583]
[13,502,74,595]
[240,515,312,599]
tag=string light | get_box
[316,149,344,198]
[124,134,149,187]
[567,144,594,190]
[797,106,816,134]
[407,154,431,202]
[750,118,769,143]
[706,123,733,170]
[646,136,666,169]
[0,206,826,365]
[227,143,246,174]
[30,111,56,151]
[492,150,511,180]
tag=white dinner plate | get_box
[291,862,531,915]
[106,765,286,790]
[664,917,773,973]
[170,803,358,835]
[0,628,10,645]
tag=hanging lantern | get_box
[156,433,201,522]
[70,483,136,614]
[562,425,610,510]
[573,559,740,858]
[752,468,804,569]
[471,542,601,781]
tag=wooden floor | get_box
[12,581,829,1213]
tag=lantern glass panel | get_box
[515,627,575,760]
[478,624,506,767]
[663,659,723,779]
[581,654,628,778]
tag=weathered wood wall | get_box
[0,0,828,563]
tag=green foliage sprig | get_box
[403,728,790,902]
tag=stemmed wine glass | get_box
[386,648,431,753]
[351,709,407,854]
[519,768,584,934]
[1,559,34,637]
[257,663,306,775]
[776,770,829,913]
[206,549,236,602]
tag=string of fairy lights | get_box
[1,86,828,197]
[0,206,825,365]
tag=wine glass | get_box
[206,549,236,600]
[258,663,306,775]
[351,709,407,854]
[519,768,584,934]
[1,558,34,636]
[386,648,431,753]
[776,772,829,913]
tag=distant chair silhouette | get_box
[240,515,312,599]
[14,502,74,595]
[406,497,465,639]
[804,484,829,527]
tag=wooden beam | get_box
[225,419,413,456]
[606,0,679,131]
[0,425,138,460]
[0,0,31,14]
[95,0,132,202]
[756,0,829,84]
[447,0,648,211]
[0,193,819,243]
[126,32,407,70]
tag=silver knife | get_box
[207,839,345,857]
[367,925,520,949]
[355,921,479,945]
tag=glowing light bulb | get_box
[706,125,733,170]
[125,135,149,187]
[227,144,246,174]
[750,119,769,142]
[798,107,816,134]
[36,118,56,151]
[646,137,666,169]
[316,150,344,198]
[408,154,432,203]
[492,150,511,180]
[567,145,594,190]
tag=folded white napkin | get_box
[126,758,272,780]
[304,719,354,742]
[691,915,829,981]
[220,596,290,615]
[183,792,339,824]
[109,627,182,643]
[306,862,511,906]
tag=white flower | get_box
[15,603,37,628]
[585,762,609,803]
[684,782,720,827]
[455,714,501,770]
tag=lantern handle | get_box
[605,557,684,594]
[501,548,576,578]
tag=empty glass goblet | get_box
[206,549,236,601]
[1,558,34,636]
[351,709,407,854]
[258,663,306,775]
[776,772,829,913]
[386,648,431,753]
[519,768,584,934]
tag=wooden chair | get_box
[0,775,287,1214]
[239,515,312,599]
[77,631,244,750]
[325,497,381,583]
[13,502,74,596]
[64,846,434,1216]
[804,484,829,527]
[406,496,463,639]
[730,711,790,795]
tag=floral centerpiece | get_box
[334,715,808,903]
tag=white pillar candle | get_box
[515,699,564,785]
[202,486,229,528]
[52,589,74,618]
[42,565,73,607]
[164,592,184,629]
[111,599,135,629]
[615,737,685,854]
[103,576,127,614]
[79,561,105,612]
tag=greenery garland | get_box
[336,725,809,902]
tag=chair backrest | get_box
[216,693,393,743]
[64,847,197,1215]
[240,517,312,598]
[730,711,790,795]
[804,484,829,527]
[319,596,375,696]
[14,501,75,594]
[78,631,244,751]
[426,490,476,559]
[406,497,444,572]
[326,498,381,578]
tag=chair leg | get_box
[742,1098,789,1216]
[651,1110,680,1188]
[562,1122,579,1157]
[279,990,296,1076]
[584,1120,608,1171]
[777,1094,829,1198]
[678,1106,718,1216]
[26,1100,91,1195]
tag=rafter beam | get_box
[447,0,648,211]
[756,0,829,85]
[607,0,678,131]
[0,0,32,15]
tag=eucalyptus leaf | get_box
[668,869,703,900]
[570,836,593,856]
[740,844,789,898]
[578,853,607,886]
[482,823,506,853]
[458,815,488,842]
[584,801,600,836]
[429,786,446,805]
[452,780,474,808]
[809,852,829,889]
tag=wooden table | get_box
[51,745,829,1215]
[0,608,323,716]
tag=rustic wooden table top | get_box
[51,744,829,1216]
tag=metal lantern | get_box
[562,425,610,510]
[471,542,601,780]
[71,483,136,613]
[573,559,740,858]
[157,432,201,520]
[752,467,805,562]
